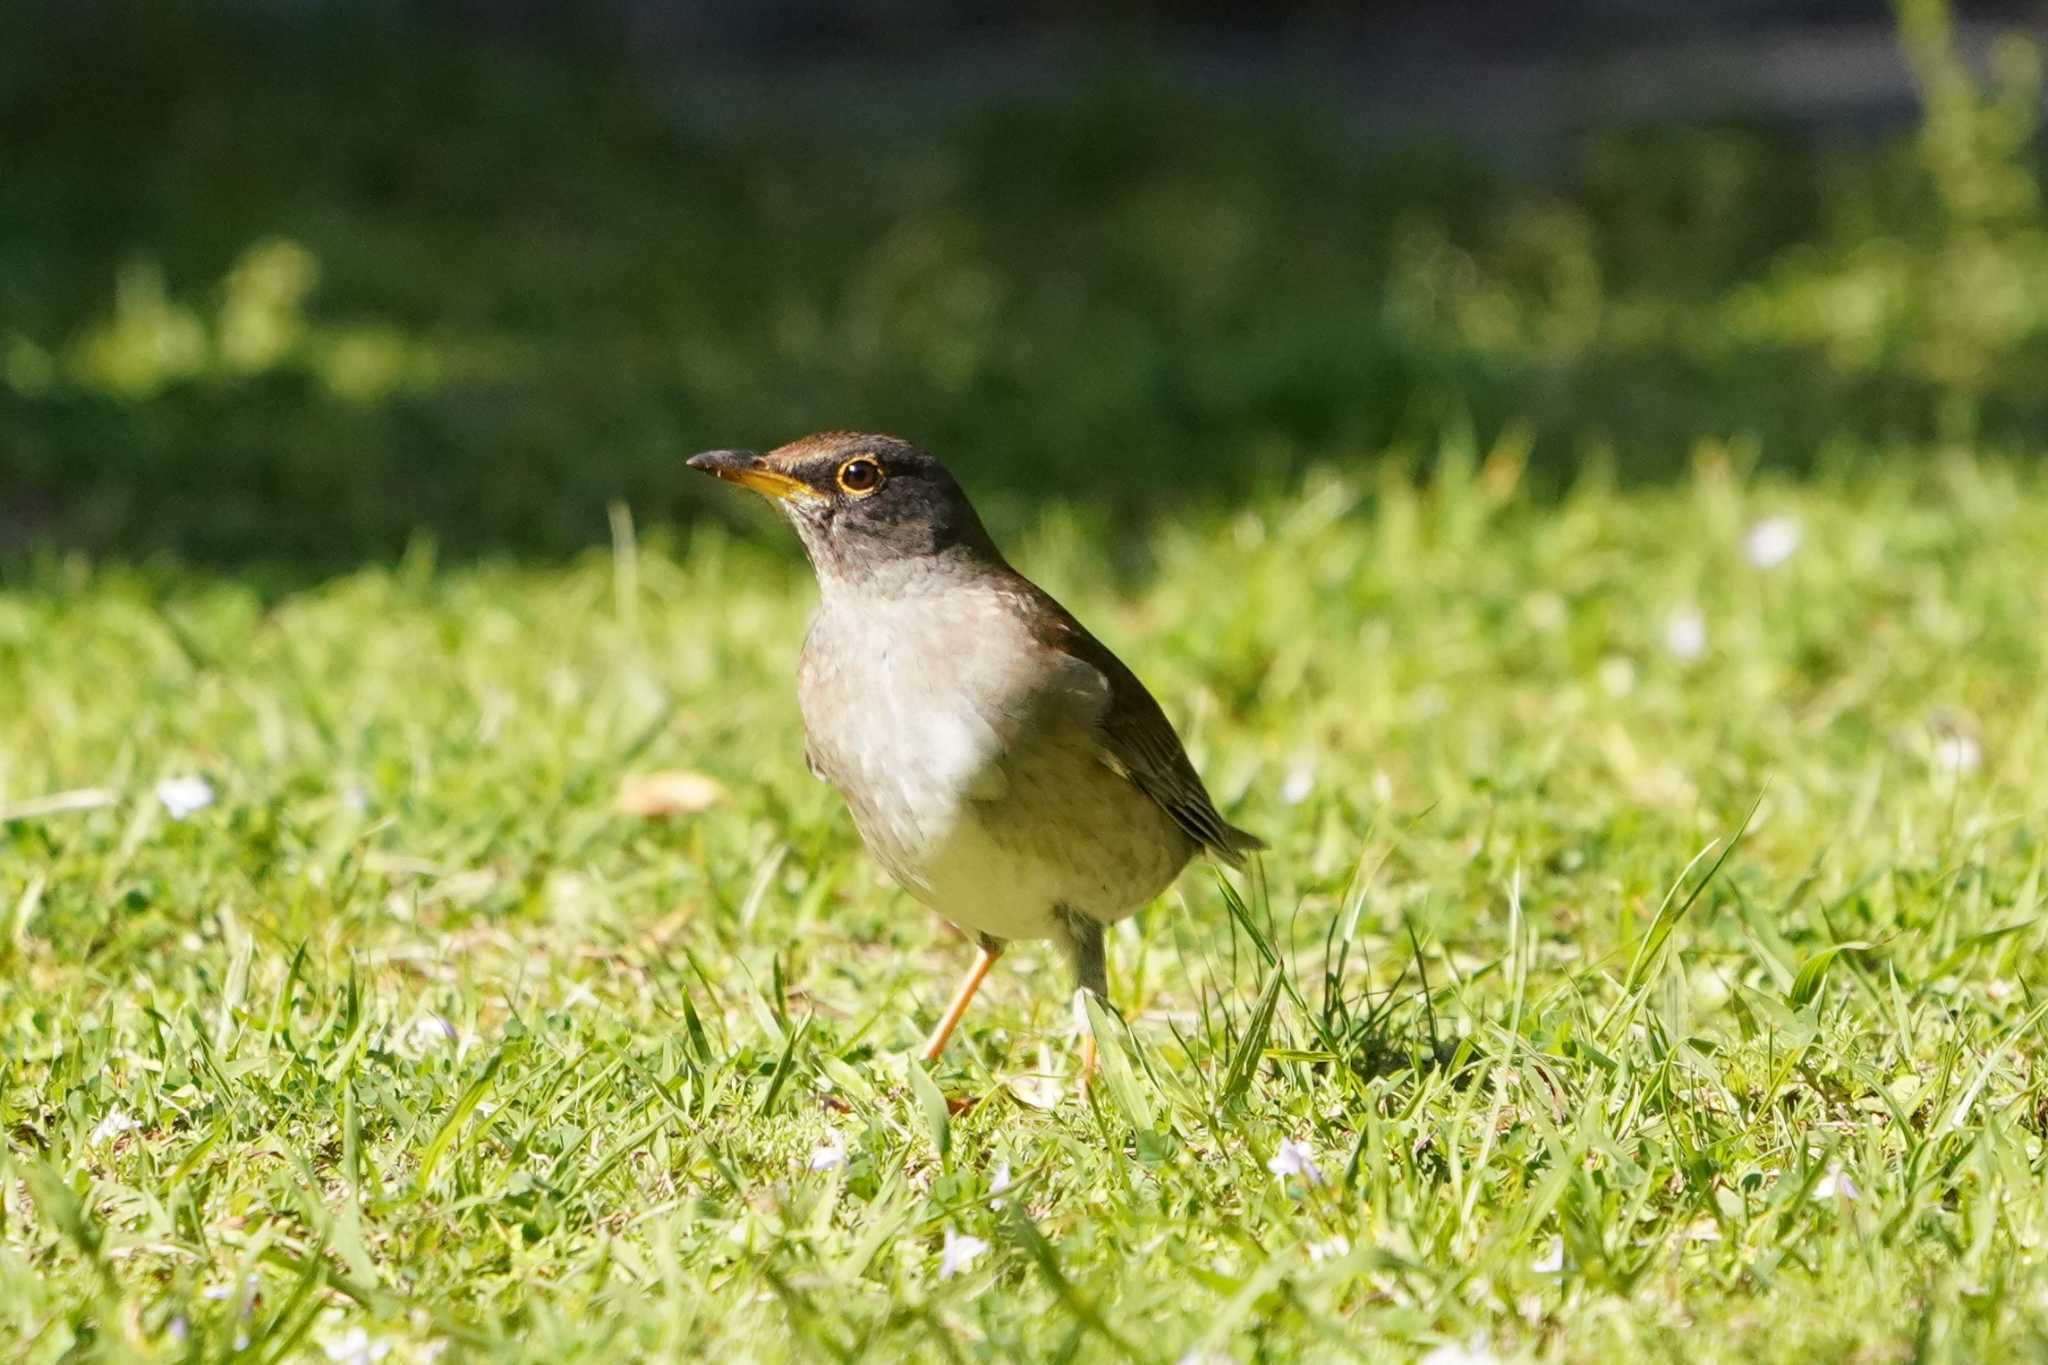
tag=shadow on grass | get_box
[6,2,2046,576]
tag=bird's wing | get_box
[1010,582,1265,867]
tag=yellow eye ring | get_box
[836,457,885,496]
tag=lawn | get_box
[5,449,2048,1362]
[10,1,2048,1358]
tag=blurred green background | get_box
[6,0,2048,570]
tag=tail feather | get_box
[1209,820,1267,868]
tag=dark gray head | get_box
[687,432,1003,590]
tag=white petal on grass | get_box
[938,1229,989,1280]
[1279,763,1315,806]
[1005,1071,1064,1110]
[1663,608,1706,662]
[320,1327,393,1365]
[155,775,215,820]
[90,1109,140,1145]
[1266,1138,1324,1186]
[398,1015,476,1060]
[807,1133,847,1172]
[1420,1336,1501,1365]
[1532,1237,1564,1272]
[415,1016,459,1047]
[1306,1234,1349,1262]
[1813,1166,1859,1202]
[1932,734,1982,775]
[201,1275,257,1303]
[1743,516,1801,569]
[989,1160,1012,1207]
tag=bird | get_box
[687,431,1263,1068]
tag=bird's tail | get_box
[1209,821,1267,869]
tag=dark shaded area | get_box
[4,1,2048,569]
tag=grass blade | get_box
[411,1048,504,1199]
[1219,968,1284,1108]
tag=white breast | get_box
[796,590,1190,942]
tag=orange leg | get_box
[920,942,1003,1061]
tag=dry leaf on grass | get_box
[616,770,727,817]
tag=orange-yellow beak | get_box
[686,449,824,502]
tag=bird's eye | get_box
[836,457,884,496]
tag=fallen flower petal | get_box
[1420,1336,1501,1365]
[321,1326,392,1365]
[1744,517,1801,569]
[90,1109,140,1145]
[1813,1166,1859,1202]
[1267,1138,1324,1186]
[155,775,216,820]
[1663,608,1706,662]
[808,1134,847,1172]
[938,1229,989,1280]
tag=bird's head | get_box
[687,432,1000,589]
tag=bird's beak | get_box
[686,448,823,503]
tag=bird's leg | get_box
[919,936,1004,1062]
[1056,907,1108,1081]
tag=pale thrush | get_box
[688,431,1262,1063]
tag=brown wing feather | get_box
[1006,580,1265,866]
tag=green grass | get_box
[10,0,2048,568]
[6,448,2048,1362]
[10,2,2048,1356]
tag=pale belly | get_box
[870,724,1195,941]
[798,596,1196,941]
